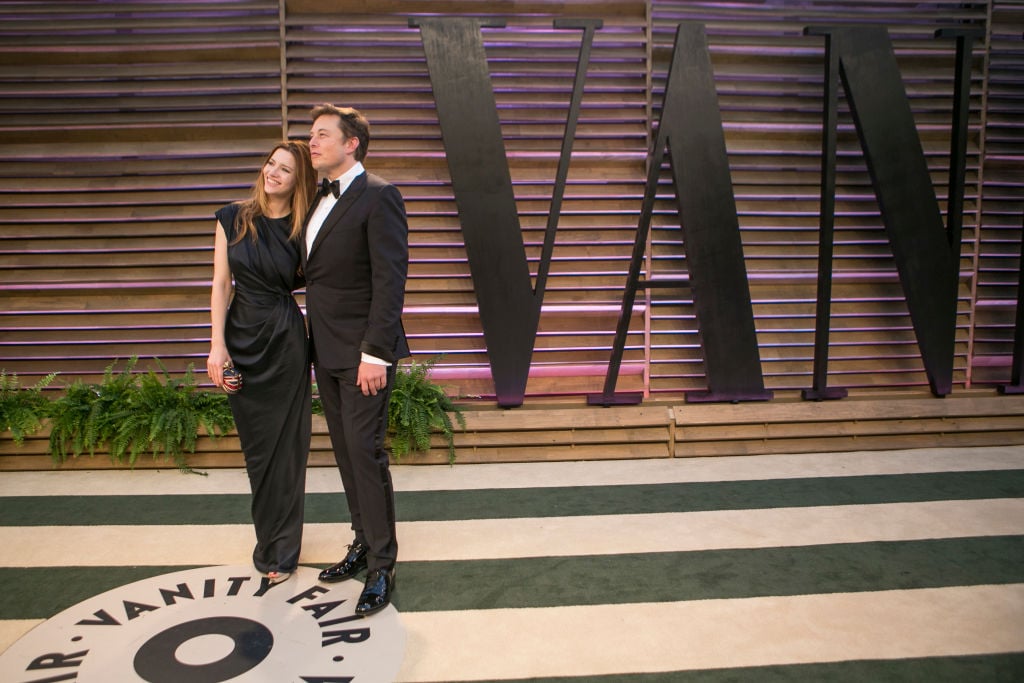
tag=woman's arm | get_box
[207,222,233,388]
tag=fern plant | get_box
[124,361,235,470]
[47,358,235,471]
[0,371,57,445]
[47,379,101,461]
[387,356,465,463]
[190,385,236,443]
[48,358,139,462]
[10,356,459,469]
[94,357,147,463]
[311,382,323,416]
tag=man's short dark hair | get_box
[311,103,370,162]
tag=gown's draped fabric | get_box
[216,203,311,574]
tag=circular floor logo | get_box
[0,565,405,682]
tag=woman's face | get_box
[262,148,298,199]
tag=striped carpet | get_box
[1,445,1023,681]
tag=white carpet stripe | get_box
[394,584,1024,681]
[0,621,41,657]
[2,499,1020,567]
[3,585,1021,677]
[3,445,1022,496]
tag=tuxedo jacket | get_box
[301,171,410,370]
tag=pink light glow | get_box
[426,363,643,380]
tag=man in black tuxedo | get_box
[302,103,409,616]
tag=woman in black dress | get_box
[207,140,317,585]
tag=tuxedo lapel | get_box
[307,173,368,262]
[300,197,316,267]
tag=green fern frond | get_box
[386,355,464,464]
[0,371,58,445]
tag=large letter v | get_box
[414,17,599,407]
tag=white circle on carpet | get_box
[0,565,405,682]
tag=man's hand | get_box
[356,361,388,396]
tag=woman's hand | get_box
[207,344,231,388]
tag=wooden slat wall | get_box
[0,0,1021,403]
[972,0,1024,384]
[0,1,285,383]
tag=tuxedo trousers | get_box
[315,363,398,571]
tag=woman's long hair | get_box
[232,140,317,244]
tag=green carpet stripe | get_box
[1,536,1020,619]
[392,536,1024,612]
[0,565,200,620]
[1,469,1021,526]
[463,653,1024,682]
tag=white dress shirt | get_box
[305,161,364,256]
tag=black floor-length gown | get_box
[216,203,311,575]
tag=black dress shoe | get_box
[355,567,395,616]
[318,542,368,583]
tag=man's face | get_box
[309,114,357,177]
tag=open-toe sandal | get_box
[266,571,291,585]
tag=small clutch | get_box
[222,363,243,394]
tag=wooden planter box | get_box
[4,394,1022,471]
[0,406,676,471]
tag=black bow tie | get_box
[320,178,341,198]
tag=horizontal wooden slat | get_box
[6,393,1024,469]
